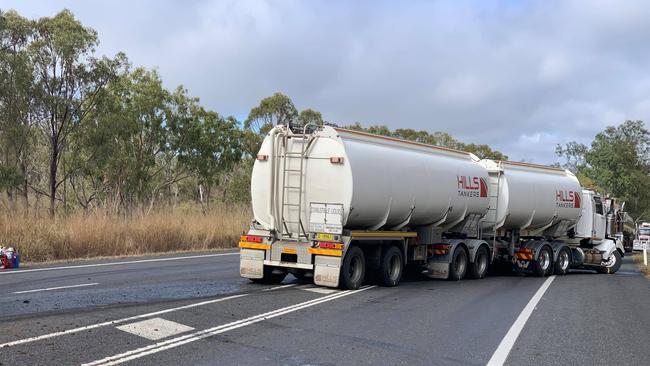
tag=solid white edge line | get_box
[83,286,376,366]
[12,282,99,294]
[0,293,248,348]
[486,275,556,366]
[0,252,239,276]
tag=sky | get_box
[3,0,650,163]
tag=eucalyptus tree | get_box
[30,10,124,218]
[0,10,35,210]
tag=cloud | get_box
[3,0,650,163]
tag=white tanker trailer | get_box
[239,125,625,289]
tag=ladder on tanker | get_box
[278,128,313,240]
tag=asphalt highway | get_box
[0,251,648,365]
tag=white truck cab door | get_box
[592,196,606,240]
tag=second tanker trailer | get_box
[239,124,625,289]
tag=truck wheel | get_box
[468,246,489,279]
[554,247,571,275]
[379,246,403,286]
[598,250,622,274]
[449,246,468,281]
[340,246,366,290]
[533,247,553,277]
[250,266,287,284]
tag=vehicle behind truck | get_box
[239,124,624,289]
[633,222,650,251]
[608,199,635,253]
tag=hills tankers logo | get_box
[457,176,488,198]
[556,190,581,208]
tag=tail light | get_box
[330,157,344,164]
[240,235,264,243]
[257,154,268,161]
[318,242,343,250]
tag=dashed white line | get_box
[295,284,340,294]
[12,282,99,294]
[84,286,376,366]
[486,275,556,366]
[0,252,239,276]
[116,318,194,341]
[262,283,297,291]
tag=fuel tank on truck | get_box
[250,125,491,238]
[479,159,582,236]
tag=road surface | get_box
[0,251,648,365]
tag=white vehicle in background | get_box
[633,222,650,251]
[239,124,625,289]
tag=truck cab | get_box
[634,223,650,251]
[574,190,607,241]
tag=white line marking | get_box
[0,252,239,276]
[486,276,556,366]
[83,286,376,366]
[261,284,297,291]
[12,282,99,294]
[296,284,340,294]
[0,293,247,348]
[116,318,194,341]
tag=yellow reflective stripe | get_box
[308,248,343,257]
[282,247,297,254]
[239,241,271,250]
[350,231,417,238]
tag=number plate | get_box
[315,233,335,241]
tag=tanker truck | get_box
[239,124,624,289]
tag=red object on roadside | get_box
[0,254,12,269]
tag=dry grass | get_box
[0,204,251,263]
[632,251,650,276]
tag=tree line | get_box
[556,120,650,220]
[28,9,650,223]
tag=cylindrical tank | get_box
[251,125,490,234]
[479,160,582,233]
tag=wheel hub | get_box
[539,251,550,270]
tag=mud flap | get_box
[240,249,264,279]
[314,255,340,287]
[427,262,450,279]
[515,259,531,271]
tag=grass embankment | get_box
[632,251,650,276]
[0,205,251,263]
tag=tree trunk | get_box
[20,158,28,218]
[49,141,58,219]
[198,183,206,215]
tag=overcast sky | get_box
[3,0,650,163]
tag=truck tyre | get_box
[533,246,553,277]
[554,247,571,275]
[449,246,468,281]
[251,266,287,284]
[598,250,622,274]
[340,246,366,290]
[379,245,403,286]
[468,246,489,279]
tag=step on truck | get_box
[239,124,625,289]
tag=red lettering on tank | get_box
[480,178,488,198]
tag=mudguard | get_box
[594,239,618,261]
